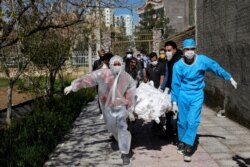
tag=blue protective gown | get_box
[171,54,232,146]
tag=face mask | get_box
[126,53,132,59]
[137,57,141,60]
[184,50,195,59]
[159,54,165,59]
[151,61,158,66]
[112,66,121,75]
[166,52,173,61]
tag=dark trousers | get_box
[165,111,176,135]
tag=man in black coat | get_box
[161,41,182,140]
[93,48,106,71]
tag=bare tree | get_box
[0,0,131,126]
[26,30,71,97]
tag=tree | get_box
[0,0,131,126]
[26,30,70,97]
[138,3,175,38]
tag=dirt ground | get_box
[0,87,32,110]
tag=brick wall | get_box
[196,0,250,128]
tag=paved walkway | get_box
[45,99,250,167]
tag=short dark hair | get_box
[140,49,146,54]
[103,52,113,61]
[149,52,157,59]
[159,48,165,53]
[164,41,177,49]
[130,57,138,64]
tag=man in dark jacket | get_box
[93,50,113,118]
[93,48,106,71]
[144,52,165,89]
[161,41,182,139]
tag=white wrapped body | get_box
[134,82,172,123]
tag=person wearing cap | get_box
[171,38,238,162]
[123,48,134,69]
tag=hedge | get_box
[0,88,96,167]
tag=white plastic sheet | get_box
[134,82,172,123]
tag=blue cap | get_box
[183,38,196,48]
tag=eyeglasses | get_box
[185,48,195,51]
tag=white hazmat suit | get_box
[64,56,136,154]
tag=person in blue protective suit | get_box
[171,38,237,162]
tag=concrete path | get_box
[44,99,250,167]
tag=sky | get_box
[114,0,146,25]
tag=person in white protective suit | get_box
[64,55,136,165]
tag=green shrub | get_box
[0,87,96,167]
[0,78,8,88]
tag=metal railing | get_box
[71,51,97,67]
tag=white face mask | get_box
[126,53,132,59]
[184,50,195,59]
[151,61,158,66]
[111,66,121,75]
[166,52,173,61]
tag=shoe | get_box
[183,145,192,162]
[121,154,130,165]
[109,135,116,141]
[177,142,185,155]
[99,114,103,119]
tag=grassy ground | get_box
[0,78,8,88]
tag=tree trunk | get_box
[6,81,14,126]
[88,38,92,72]
[59,68,65,92]
[48,71,56,97]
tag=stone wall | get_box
[196,0,250,128]
[164,26,195,49]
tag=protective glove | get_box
[128,112,135,122]
[64,85,72,95]
[230,78,237,89]
[164,87,170,94]
[172,101,178,114]
[158,86,163,93]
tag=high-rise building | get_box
[114,14,133,36]
[104,8,113,28]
